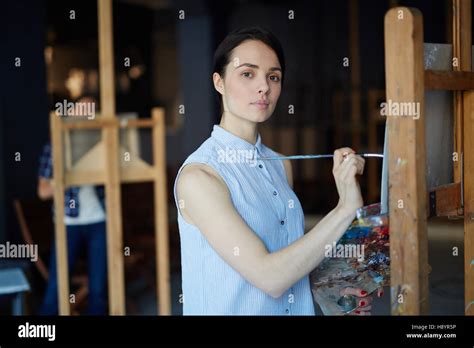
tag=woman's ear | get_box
[213,72,224,96]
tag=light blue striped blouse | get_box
[173,124,316,315]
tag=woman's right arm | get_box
[176,148,364,299]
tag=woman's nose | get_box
[258,82,270,94]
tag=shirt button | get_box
[273,191,278,196]
[285,309,289,314]
[280,220,285,225]
[258,164,263,168]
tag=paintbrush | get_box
[258,153,384,161]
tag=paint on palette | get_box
[311,203,390,315]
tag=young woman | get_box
[174,27,383,315]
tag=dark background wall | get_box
[1,0,49,243]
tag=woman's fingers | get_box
[340,287,373,316]
[357,296,373,307]
[356,156,365,175]
[333,147,365,181]
[340,287,368,298]
[333,148,355,172]
[339,155,358,182]
[349,309,372,316]
[349,295,374,315]
[349,155,365,175]
[377,287,384,298]
[338,155,365,182]
[339,287,378,315]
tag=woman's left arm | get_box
[282,154,384,315]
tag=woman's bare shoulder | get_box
[177,163,227,195]
[176,163,231,224]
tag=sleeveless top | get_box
[173,124,315,315]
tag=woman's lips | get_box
[251,101,269,109]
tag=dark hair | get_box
[212,26,285,112]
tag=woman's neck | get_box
[219,113,258,145]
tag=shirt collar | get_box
[211,124,263,153]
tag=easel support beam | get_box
[385,7,430,315]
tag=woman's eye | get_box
[269,75,281,82]
[242,72,253,78]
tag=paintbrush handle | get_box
[259,153,384,161]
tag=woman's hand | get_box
[340,287,384,316]
[332,148,365,218]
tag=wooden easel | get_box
[384,0,474,315]
[50,0,171,315]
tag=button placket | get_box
[276,192,287,229]
[255,156,273,184]
[256,153,288,228]
[275,188,287,230]
[284,287,293,315]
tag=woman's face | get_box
[213,40,282,123]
